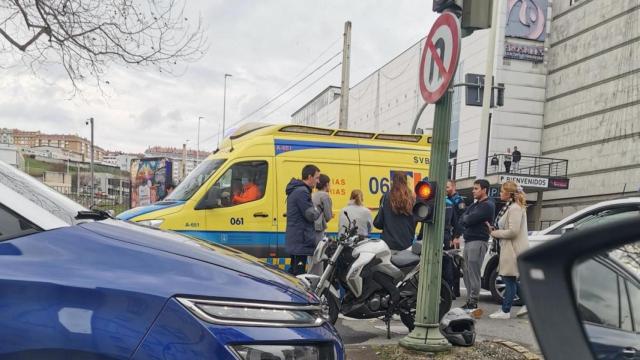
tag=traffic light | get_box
[413,180,438,223]
[432,0,461,13]
[432,0,493,37]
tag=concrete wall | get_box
[540,0,640,223]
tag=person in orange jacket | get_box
[232,178,262,204]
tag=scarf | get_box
[494,200,513,229]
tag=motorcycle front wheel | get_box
[321,289,340,325]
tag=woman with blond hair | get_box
[488,180,529,319]
[373,173,417,251]
[339,190,373,237]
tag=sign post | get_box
[400,12,461,353]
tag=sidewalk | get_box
[338,290,541,358]
[345,341,542,360]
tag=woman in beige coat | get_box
[487,180,529,319]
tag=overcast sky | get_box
[0,1,437,153]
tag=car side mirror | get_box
[561,223,576,234]
[519,217,640,360]
[195,187,221,210]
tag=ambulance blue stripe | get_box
[116,201,185,220]
[274,139,409,155]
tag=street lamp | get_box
[222,74,232,144]
[197,116,204,163]
[85,117,94,208]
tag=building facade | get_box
[144,146,209,182]
[10,129,105,162]
[290,0,638,228]
[539,0,640,221]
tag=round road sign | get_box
[419,12,461,104]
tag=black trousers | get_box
[288,255,307,276]
[504,161,512,173]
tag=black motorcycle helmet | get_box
[439,308,476,347]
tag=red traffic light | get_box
[415,181,435,200]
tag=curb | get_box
[494,339,543,360]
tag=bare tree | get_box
[0,0,206,92]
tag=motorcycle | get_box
[297,212,453,337]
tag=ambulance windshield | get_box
[166,158,226,201]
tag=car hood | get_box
[79,220,315,304]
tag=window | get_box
[208,161,268,208]
[574,207,640,231]
[0,204,41,241]
[574,258,623,329]
[619,277,634,332]
[550,206,640,235]
[627,281,640,331]
[166,159,226,201]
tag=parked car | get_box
[520,216,640,359]
[0,160,344,360]
[482,197,640,304]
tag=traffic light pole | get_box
[400,88,453,352]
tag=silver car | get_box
[481,197,640,304]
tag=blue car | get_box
[0,161,343,360]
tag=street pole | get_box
[222,74,232,143]
[197,116,204,163]
[475,0,501,178]
[338,21,352,129]
[86,117,95,208]
[400,89,453,352]
[182,142,187,180]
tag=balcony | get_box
[452,154,569,189]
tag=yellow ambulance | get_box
[117,123,431,269]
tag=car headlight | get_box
[136,219,164,228]
[229,344,335,360]
[177,298,324,327]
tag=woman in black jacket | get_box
[374,173,417,251]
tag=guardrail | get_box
[451,154,569,180]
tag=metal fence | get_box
[451,154,569,180]
[49,185,131,214]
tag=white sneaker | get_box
[516,305,528,317]
[489,310,511,319]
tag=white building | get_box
[290,0,638,229]
[0,128,14,145]
[103,152,141,172]
[0,144,22,167]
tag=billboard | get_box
[130,158,173,208]
[505,0,548,42]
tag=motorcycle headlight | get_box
[136,219,164,228]
[177,298,324,327]
[230,344,335,360]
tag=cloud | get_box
[0,0,435,153]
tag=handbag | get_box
[373,194,386,230]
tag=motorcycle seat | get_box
[391,250,421,268]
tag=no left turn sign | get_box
[419,12,461,104]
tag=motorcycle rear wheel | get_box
[400,279,453,331]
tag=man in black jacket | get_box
[512,146,522,172]
[460,179,495,316]
[285,164,321,275]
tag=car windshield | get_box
[0,161,86,225]
[165,158,226,201]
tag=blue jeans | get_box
[502,276,519,313]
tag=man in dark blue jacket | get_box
[285,164,321,275]
[459,179,495,316]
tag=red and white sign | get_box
[419,12,461,104]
